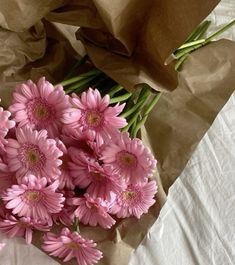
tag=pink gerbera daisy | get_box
[0,107,15,150]
[56,140,75,190]
[0,214,49,244]
[69,148,97,188]
[101,132,157,184]
[52,191,76,227]
[9,77,69,138]
[3,174,65,222]
[6,126,62,182]
[110,180,157,219]
[62,88,127,141]
[42,227,103,265]
[69,150,123,201]
[71,193,115,229]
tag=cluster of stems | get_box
[174,19,235,70]
[59,19,235,138]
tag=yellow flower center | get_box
[122,190,136,201]
[117,151,137,168]
[25,191,40,201]
[86,111,102,127]
[33,103,50,120]
[26,150,40,164]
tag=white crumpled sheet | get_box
[0,0,235,264]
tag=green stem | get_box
[177,39,205,50]
[185,20,210,43]
[110,93,132,104]
[175,53,188,71]
[132,92,161,137]
[109,85,124,98]
[175,43,202,59]
[205,19,235,44]
[59,69,101,87]
[195,21,211,40]
[122,88,151,132]
[65,75,96,94]
[121,92,149,118]
[73,218,80,232]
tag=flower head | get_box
[110,180,157,219]
[0,107,15,150]
[3,174,65,222]
[6,126,62,182]
[62,88,127,142]
[71,193,115,229]
[9,77,69,138]
[42,227,102,265]
[101,132,157,184]
[0,214,49,244]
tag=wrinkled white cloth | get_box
[129,93,235,265]
[0,0,235,264]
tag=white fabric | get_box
[0,0,235,264]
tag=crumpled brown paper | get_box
[47,0,220,92]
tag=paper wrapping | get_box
[47,0,220,91]
[146,39,235,191]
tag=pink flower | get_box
[6,126,62,182]
[42,227,103,265]
[0,157,16,194]
[3,175,65,222]
[101,132,157,184]
[110,180,157,219]
[71,193,115,229]
[52,191,76,226]
[0,214,49,244]
[62,88,127,141]
[69,149,97,189]
[86,164,124,200]
[9,77,69,138]
[0,107,15,150]
[56,140,75,190]
[62,129,97,157]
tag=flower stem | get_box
[110,92,132,104]
[59,69,101,87]
[195,20,211,40]
[73,218,80,232]
[65,75,96,94]
[175,53,188,71]
[131,92,161,138]
[122,87,151,132]
[185,20,210,43]
[177,39,205,50]
[109,85,124,98]
[205,19,235,43]
[121,91,150,118]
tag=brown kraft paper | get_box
[46,0,220,92]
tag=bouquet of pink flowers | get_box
[0,76,158,265]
